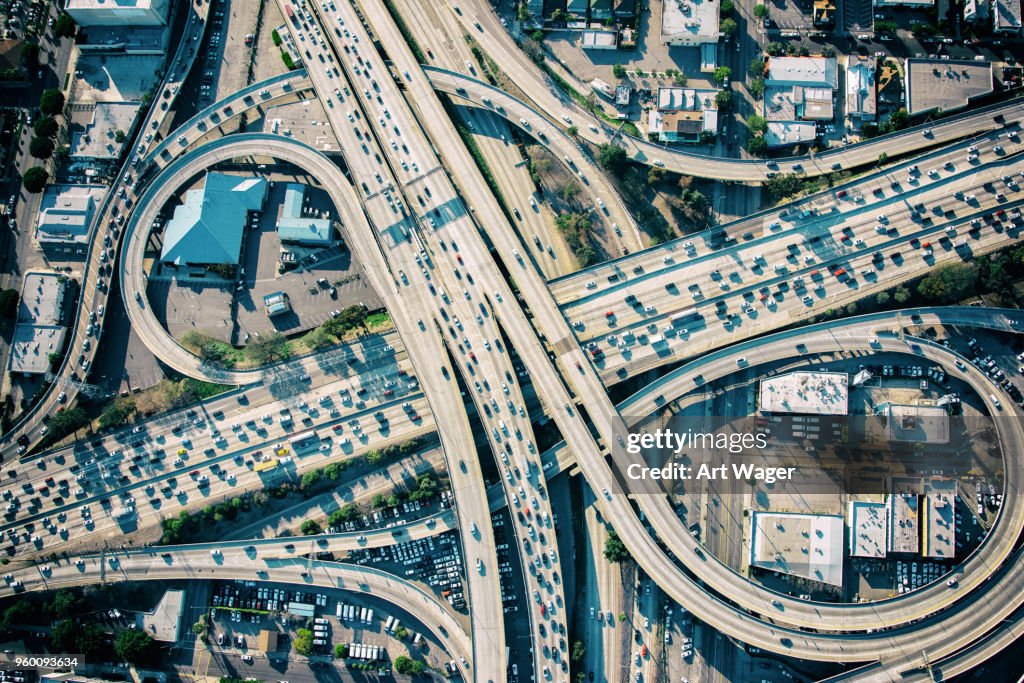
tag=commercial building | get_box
[160,172,267,267]
[68,102,143,161]
[257,629,280,653]
[137,589,185,642]
[764,56,837,126]
[813,0,836,26]
[845,55,877,124]
[581,30,618,50]
[874,0,932,6]
[963,0,989,23]
[8,272,68,376]
[904,59,993,116]
[888,492,920,554]
[922,480,956,559]
[749,511,844,586]
[661,0,720,46]
[35,184,106,256]
[276,183,334,245]
[849,501,887,558]
[992,0,1022,32]
[765,121,818,148]
[884,403,950,444]
[647,86,719,143]
[64,0,170,27]
[758,371,849,415]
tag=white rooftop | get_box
[9,271,68,375]
[69,102,142,160]
[845,55,877,120]
[36,184,106,245]
[765,120,817,147]
[849,501,887,558]
[750,511,844,586]
[661,0,720,45]
[888,492,920,554]
[767,56,838,89]
[759,371,849,415]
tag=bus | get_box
[289,430,321,454]
[670,309,703,327]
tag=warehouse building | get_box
[276,183,334,246]
[35,184,106,257]
[750,511,844,586]
[759,371,849,415]
[661,0,720,46]
[8,271,68,376]
[160,173,267,267]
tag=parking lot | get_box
[206,579,446,673]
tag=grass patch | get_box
[365,311,392,328]
[271,29,282,46]
[183,379,234,401]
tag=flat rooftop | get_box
[661,0,720,45]
[137,588,184,642]
[750,511,844,586]
[69,102,142,160]
[765,120,817,147]
[767,56,838,89]
[886,404,950,444]
[9,271,68,375]
[759,371,849,415]
[905,59,993,116]
[845,55,877,120]
[849,501,887,558]
[888,492,920,554]
[581,30,617,49]
[36,184,106,245]
[922,479,956,559]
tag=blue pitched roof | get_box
[160,172,267,265]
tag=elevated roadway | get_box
[440,0,1023,181]
[0,0,213,458]
[0,542,471,666]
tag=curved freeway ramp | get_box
[433,5,1023,181]
[0,544,471,676]
[533,307,1024,675]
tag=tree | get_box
[192,619,208,637]
[715,90,733,110]
[371,493,387,509]
[749,57,766,76]
[51,588,83,618]
[597,144,628,175]
[22,167,49,193]
[821,46,836,58]
[21,41,39,67]
[394,656,415,675]
[29,136,54,159]
[917,263,978,303]
[54,13,76,38]
[566,125,578,137]
[114,129,126,143]
[115,629,155,666]
[876,292,891,306]
[893,286,911,304]
[754,3,770,18]
[100,397,136,429]
[749,77,766,99]
[518,1,530,20]
[647,167,665,185]
[293,628,314,656]
[765,173,804,200]
[39,89,65,116]
[300,469,322,490]
[720,17,737,34]
[33,116,58,138]
[394,625,409,640]
[0,289,18,318]
[877,152,889,165]
[77,625,111,660]
[334,643,349,658]
[673,71,688,86]
[720,0,735,14]
[603,529,631,563]
[765,41,785,56]
[45,407,88,440]
[247,332,290,365]
[571,641,586,661]
[52,619,81,652]
[300,518,322,535]
[712,66,732,85]
[746,136,768,156]
[745,114,767,133]
[531,29,544,42]
[612,62,626,79]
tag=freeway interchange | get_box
[4,0,1024,680]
